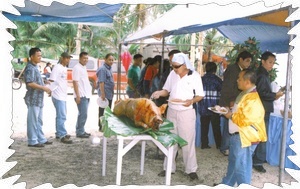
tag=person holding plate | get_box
[96,53,115,131]
[151,52,205,181]
[216,69,267,187]
[219,50,253,156]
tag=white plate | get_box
[97,97,109,108]
[167,99,186,105]
[208,107,228,114]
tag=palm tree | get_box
[203,28,232,61]
[9,5,176,59]
[10,21,77,59]
[32,22,77,57]
[170,29,233,59]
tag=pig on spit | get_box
[113,98,167,131]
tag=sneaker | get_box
[76,133,90,138]
[188,172,199,181]
[84,132,91,136]
[221,149,229,156]
[43,141,53,145]
[28,143,45,148]
[253,165,266,173]
[56,134,70,139]
[201,145,211,149]
[61,136,73,144]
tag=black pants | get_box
[200,114,222,148]
[98,99,113,128]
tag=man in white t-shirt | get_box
[72,52,92,138]
[152,53,205,181]
[49,52,73,144]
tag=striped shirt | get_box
[198,73,222,116]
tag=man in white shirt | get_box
[72,52,92,138]
[152,53,205,181]
[49,52,73,144]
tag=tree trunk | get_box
[197,32,204,76]
[190,33,196,68]
[75,24,82,55]
[208,45,213,62]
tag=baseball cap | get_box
[61,52,73,58]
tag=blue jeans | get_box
[75,97,89,136]
[220,116,230,152]
[221,134,257,186]
[52,97,67,138]
[253,113,270,165]
[27,105,47,145]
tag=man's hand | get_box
[183,99,194,107]
[224,107,232,119]
[75,96,81,104]
[101,94,106,101]
[44,80,51,85]
[43,86,51,94]
[275,90,284,100]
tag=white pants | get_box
[163,107,198,174]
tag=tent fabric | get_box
[3,1,123,25]
[171,18,290,53]
[124,3,294,53]
[124,3,288,42]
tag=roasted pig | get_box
[113,98,167,130]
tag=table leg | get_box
[140,141,146,175]
[116,137,124,185]
[165,145,174,186]
[102,136,107,176]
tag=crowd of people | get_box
[23,47,284,187]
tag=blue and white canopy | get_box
[124,2,297,53]
[3,0,123,26]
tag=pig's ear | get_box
[159,104,168,114]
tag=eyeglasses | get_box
[172,64,185,69]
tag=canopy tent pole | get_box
[117,43,122,100]
[160,33,166,78]
[278,6,295,186]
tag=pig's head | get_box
[148,103,168,130]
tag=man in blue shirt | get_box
[24,47,52,147]
[96,53,115,131]
[198,62,223,149]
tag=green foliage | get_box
[9,5,176,60]
[169,29,233,56]
[11,61,26,72]
[226,37,278,82]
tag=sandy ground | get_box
[4,85,297,189]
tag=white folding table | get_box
[102,135,174,185]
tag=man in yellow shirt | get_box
[216,69,267,186]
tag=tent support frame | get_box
[278,6,295,186]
